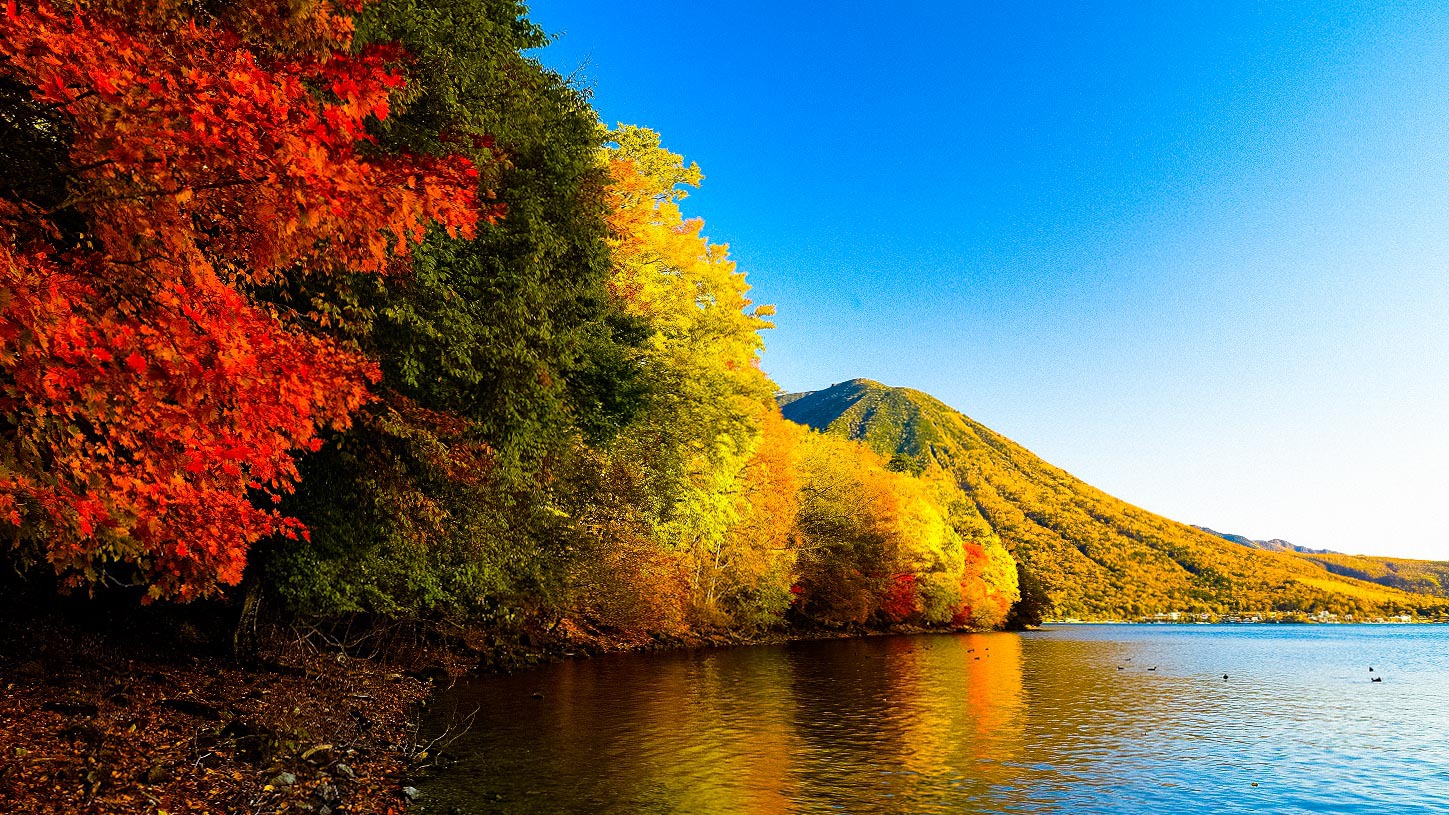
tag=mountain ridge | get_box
[1191,526,1336,555]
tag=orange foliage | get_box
[0,0,489,599]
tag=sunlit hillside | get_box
[1194,527,1449,598]
[1288,553,1449,598]
[781,379,1448,620]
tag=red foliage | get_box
[880,574,918,623]
[950,540,998,627]
[0,0,493,599]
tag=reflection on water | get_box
[420,626,1449,814]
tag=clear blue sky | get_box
[531,1,1449,559]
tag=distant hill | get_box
[1190,527,1449,597]
[1191,526,1335,555]
[781,379,1448,619]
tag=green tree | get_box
[262,0,643,620]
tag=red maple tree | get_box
[0,0,494,599]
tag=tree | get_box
[566,125,777,629]
[710,408,803,629]
[262,0,651,620]
[0,0,484,600]
[1004,561,1053,629]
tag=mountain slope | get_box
[781,379,1448,619]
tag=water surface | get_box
[421,625,1449,814]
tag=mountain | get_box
[780,379,1449,619]
[1286,552,1449,598]
[1189,527,1449,596]
[1191,526,1335,555]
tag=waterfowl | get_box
[1371,677,1383,683]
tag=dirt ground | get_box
[0,609,442,815]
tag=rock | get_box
[159,698,222,720]
[221,718,279,766]
[59,722,102,745]
[334,762,355,779]
[271,771,297,787]
[314,782,340,804]
[141,764,171,785]
[405,666,449,684]
[301,744,334,765]
[42,700,99,718]
[402,786,421,801]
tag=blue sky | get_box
[532,1,1449,559]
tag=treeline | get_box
[0,0,1019,636]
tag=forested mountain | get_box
[1287,552,1449,598]
[782,379,1448,619]
[1190,528,1449,597]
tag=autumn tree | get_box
[561,125,778,630]
[791,430,1019,628]
[0,0,485,600]
[709,409,804,629]
[792,432,904,625]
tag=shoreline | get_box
[0,611,1003,815]
[7,614,1441,813]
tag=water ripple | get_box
[421,625,1449,814]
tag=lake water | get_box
[419,625,1449,814]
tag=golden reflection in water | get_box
[427,626,1449,815]
[543,646,802,814]
[876,633,1027,804]
[431,633,1032,814]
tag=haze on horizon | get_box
[533,0,1449,560]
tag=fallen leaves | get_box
[0,621,431,815]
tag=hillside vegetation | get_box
[782,379,1449,620]
[1289,553,1449,598]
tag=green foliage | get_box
[354,0,646,459]
[1005,561,1053,630]
[262,0,641,620]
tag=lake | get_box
[419,625,1449,814]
